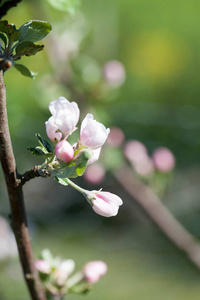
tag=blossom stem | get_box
[0,71,47,300]
[66,178,88,197]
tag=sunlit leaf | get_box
[18,20,52,43]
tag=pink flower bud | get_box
[35,259,51,274]
[83,261,107,283]
[80,114,110,150]
[86,190,123,217]
[152,147,175,173]
[49,97,80,136]
[103,60,126,87]
[84,163,105,184]
[45,116,62,142]
[55,140,74,163]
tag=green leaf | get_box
[13,63,38,79]
[0,20,20,42]
[0,32,7,47]
[18,20,52,43]
[52,148,93,179]
[14,41,44,59]
[36,133,53,153]
[27,146,46,156]
[46,0,81,16]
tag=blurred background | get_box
[1,0,200,299]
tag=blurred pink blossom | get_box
[35,259,51,274]
[124,140,154,176]
[84,163,105,184]
[55,140,74,163]
[86,190,123,217]
[0,216,17,260]
[80,114,110,150]
[106,127,125,147]
[103,60,126,87]
[83,261,107,283]
[55,259,75,286]
[152,147,175,173]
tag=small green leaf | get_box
[0,20,20,42]
[14,41,44,59]
[46,0,81,16]
[36,133,53,153]
[13,63,37,79]
[27,146,46,156]
[52,148,93,179]
[18,20,52,43]
[0,32,7,47]
[55,177,68,186]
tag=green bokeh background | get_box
[1,0,200,299]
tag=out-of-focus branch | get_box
[0,0,22,19]
[0,70,46,300]
[114,166,200,269]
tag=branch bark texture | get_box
[0,70,46,300]
[114,166,200,269]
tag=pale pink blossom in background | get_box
[83,261,107,283]
[55,140,74,163]
[106,127,125,147]
[124,140,154,176]
[103,60,126,87]
[0,216,17,260]
[45,116,62,142]
[55,259,75,286]
[35,259,51,274]
[152,147,175,173]
[80,114,110,150]
[47,97,80,137]
[84,163,105,184]
[86,190,123,217]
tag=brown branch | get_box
[114,166,200,269]
[18,165,50,186]
[0,70,47,300]
[0,0,22,19]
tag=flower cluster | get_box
[28,97,123,217]
[45,97,110,165]
[35,249,107,298]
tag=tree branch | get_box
[114,166,200,269]
[0,0,22,19]
[0,70,47,300]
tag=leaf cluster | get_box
[0,20,52,77]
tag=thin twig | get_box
[0,70,47,300]
[114,166,200,269]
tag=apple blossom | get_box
[103,60,126,87]
[83,261,107,283]
[80,114,110,150]
[35,259,51,274]
[55,259,75,286]
[55,140,74,163]
[45,116,62,142]
[84,163,105,184]
[152,147,175,172]
[48,97,80,137]
[86,190,123,217]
